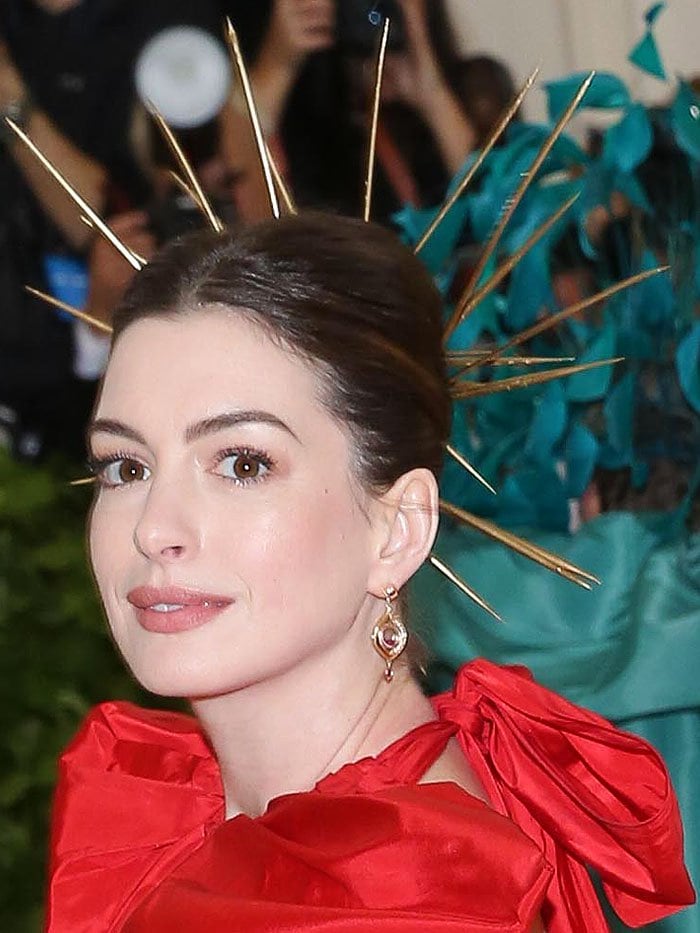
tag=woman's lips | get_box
[126,586,234,634]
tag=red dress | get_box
[45,660,694,932]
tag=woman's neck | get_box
[192,643,435,819]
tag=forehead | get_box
[97,311,327,435]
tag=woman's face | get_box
[88,310,382,698]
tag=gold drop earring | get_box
[371,585,408,683]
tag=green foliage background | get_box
[0,450,170,931]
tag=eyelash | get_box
[212,446,275,486]
[87,449,146,489]
[86,446,275,489]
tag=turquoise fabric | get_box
[629,30,667,81]
[413,513,700,930]
[545,72,631,122]
[628,2,668,80]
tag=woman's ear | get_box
[367,468,439,596]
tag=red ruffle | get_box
[45,661,694,932]
[432,661,695,930]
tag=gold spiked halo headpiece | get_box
[5,18,665,619]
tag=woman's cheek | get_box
[89,505,111,593]
[89,496,133,589]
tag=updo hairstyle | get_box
[113,213,451,492]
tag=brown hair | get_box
[113,212,451,491]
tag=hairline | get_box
[108,299,391,498]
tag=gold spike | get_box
[429,554,503,622]
[363,16,391,223]
[77,210,151,265]
[445,443,497,495]
[456,267,666,376]
[447,352,575,367]
[77,213,149,266]
[445,192,579,337]
[225,18,280,220]
[148,105,224,233]
[444,71,595,343]
[450,357,622,400]
[266,143,297,215]
[167,169,202,206]
[439,499,600,587]
[5,118,145,271]
[414,67,539,255]
[70,477,96,487]
[558,571,593,590]
[25,286,113,334]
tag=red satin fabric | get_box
[45,660,694,932]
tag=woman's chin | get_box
[124,666,196,700]
[123,657,269,702]
[120,654,231,700]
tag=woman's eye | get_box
[214,450,272,484]
[94,458,151,487]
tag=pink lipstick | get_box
[127,586,233,634]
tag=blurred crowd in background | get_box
[1,0,511,459]
[1,0,698,518]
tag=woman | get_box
[46,214,694,931]
[222,0,475,221]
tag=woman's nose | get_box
[132,479,201,563]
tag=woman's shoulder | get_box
[57,699,219,780]
[64,699,204,745]
[47,702,225,933]
[52,699,224,842]
[53,702,223,840]
[429,659,695,929]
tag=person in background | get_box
[34,0,481,365]
[454,54,521,149]
[0,0,225,461]
[81,121,239,345]
[222,0,476,221]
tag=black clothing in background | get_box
[0,0,223,461]
[221,1,454,220]
[2,0,224,200]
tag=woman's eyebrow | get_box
[184,411,300,444]
[88,419,146,446]
[88,411,301,448]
